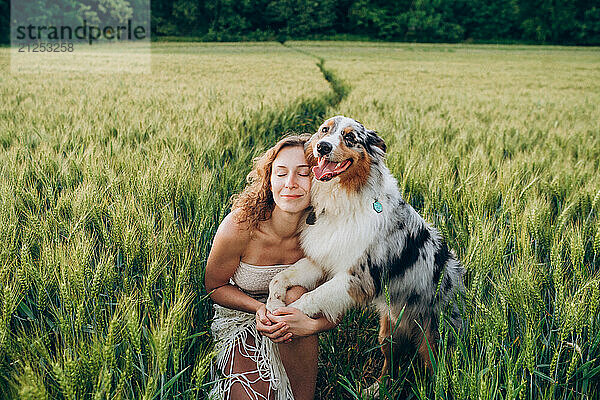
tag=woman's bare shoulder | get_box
[214,209,252,247]
[205,210,252,291]
[206,210,251,278]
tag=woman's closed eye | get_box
[298,167,310,177]
[276,170,309,177]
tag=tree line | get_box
[153,0,600,45]
[2,0,600,45]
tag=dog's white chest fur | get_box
[300,182,382,275]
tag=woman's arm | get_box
[204,213,263,313]
[205,212,291,341]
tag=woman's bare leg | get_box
[226,335,272,400]
[278,286,319,400]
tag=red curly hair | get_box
[232,134,311,232]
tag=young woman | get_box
[205,135,336,400]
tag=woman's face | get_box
[270,145,311,214]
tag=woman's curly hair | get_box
[232,134,311,232]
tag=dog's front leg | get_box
[266,258,325,312]
[288,274,360,322]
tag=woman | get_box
[205,135,336,400]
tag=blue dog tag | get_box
[373,200,383,213]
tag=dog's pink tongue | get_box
[312,157,336,181]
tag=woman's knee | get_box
[285,285,307,305]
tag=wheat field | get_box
[0,42,599,399]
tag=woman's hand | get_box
[269,307,319,338]
[255,304,293,343]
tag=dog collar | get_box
[373,199,383,213]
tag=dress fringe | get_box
[209,304,294,400]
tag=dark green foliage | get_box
[462,0,521,41]
[3,0,600,44]
[0,0,8,44]
[348,0,463,42]
[147,0,600,44]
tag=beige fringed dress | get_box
[209,261,295,400]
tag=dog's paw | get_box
[288,296,338,321]
[287,297,316,317]
[266,297,285,313]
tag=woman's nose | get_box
[285,174,298,188]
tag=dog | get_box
[266,116,464,385]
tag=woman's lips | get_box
[281,194,302,199]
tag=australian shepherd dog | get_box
[267,116,465,386]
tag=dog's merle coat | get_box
[267,116,464,379]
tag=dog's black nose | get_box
[316,141,332,156]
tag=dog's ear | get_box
[366,130,386,153]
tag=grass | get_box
[1,41,600,399]
[0,42,332,399]
[288,41,600,400]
